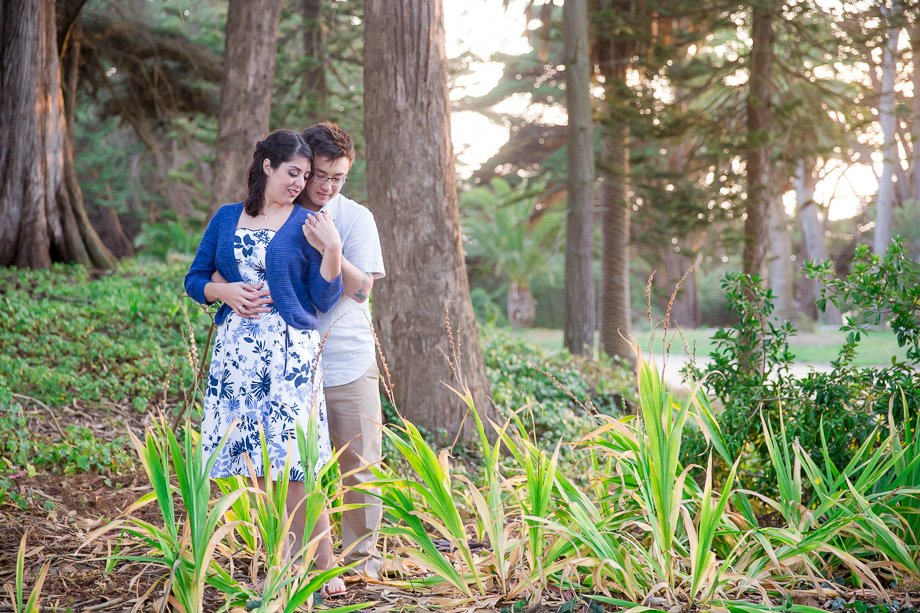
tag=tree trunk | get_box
[364,0,496,445]
[562,0,596,355]
[657,246,700,329]
[507,283,537,330]
[874,7,900,254]
[742,1,775,279]
[0,0,114,269]
[912,26,920,203]
[796,159,841,325]
[58,0,82,140]
[303,0,329,122]
[767,186,795,323]
[598,129,632,361]
[210,0,282,214]
[593,0,633,363]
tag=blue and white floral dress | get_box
[201,228,333,481]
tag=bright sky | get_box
[443,1,889,220]
[443,0,530,176]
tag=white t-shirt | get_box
[316,193,386,387]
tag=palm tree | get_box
[461,178,564,329]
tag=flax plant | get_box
[85,413,248,613]
[371,415,485,596]
[498,414,561,577]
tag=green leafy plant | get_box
[85,414,246,613]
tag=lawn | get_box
[513,325,910,366]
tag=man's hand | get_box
[207,276,273,319]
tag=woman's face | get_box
[263,155,311,207]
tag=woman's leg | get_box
[285,479,345,595]
[312,510,346,596]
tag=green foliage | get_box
[134,218,205,261]
[805,239,920,366]
[461,177,564,291]
[481,327,635,448]
[0,389,132,507]
[0,260,208,505]
[0,260,205,408]
[687,244,920,491]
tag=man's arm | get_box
[215,257,371,303]
[341,257,373,303]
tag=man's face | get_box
[302,155,351,210]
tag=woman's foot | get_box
[320,576,347,598]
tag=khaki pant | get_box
[325,363,383,577]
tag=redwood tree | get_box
[210,0,282,214]
[0,0,114,269]
[363,0,496,444]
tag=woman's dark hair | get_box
[244,129,313,216]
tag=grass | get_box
[513,327,910,366]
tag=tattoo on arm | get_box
[354,272,372,301]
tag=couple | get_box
[184,123,385,597]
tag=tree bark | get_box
[912,25,920,203]
[874,6,900,254]
[209,0,282,214]
[0,0,114,269]
[303,0,329,122]
[767,186,795,323]
[593,0,633,363]
[742,1,775,279]
[796,159,841,325]
[364,0,496,445]
[598,129,632,360]
[563,0,597,355]
[656,246,700,329]
[508,283,537,330]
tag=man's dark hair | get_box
[301,122,356,163]
[243,130,312,216]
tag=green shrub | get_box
[686,241,920,491]
[481,327,635,448]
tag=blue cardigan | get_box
[185,202,343,329]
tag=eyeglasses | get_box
[311,175,348,186]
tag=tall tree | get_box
[364,0,496,443]
[593,0,633,362]
[0,0,114,269]
[302,0,329,123]
[742,1,775,278]
[209,0,282,214]
[874,2,901,255]
[563,0,597,355]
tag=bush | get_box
[481,327,635,448]
[685,241,920,491]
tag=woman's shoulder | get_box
[213,202,244,222]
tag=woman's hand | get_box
[302,212,342,256]
[206,280,273,319]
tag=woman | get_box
[184,129,347,596]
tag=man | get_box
[299,122,385,579]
